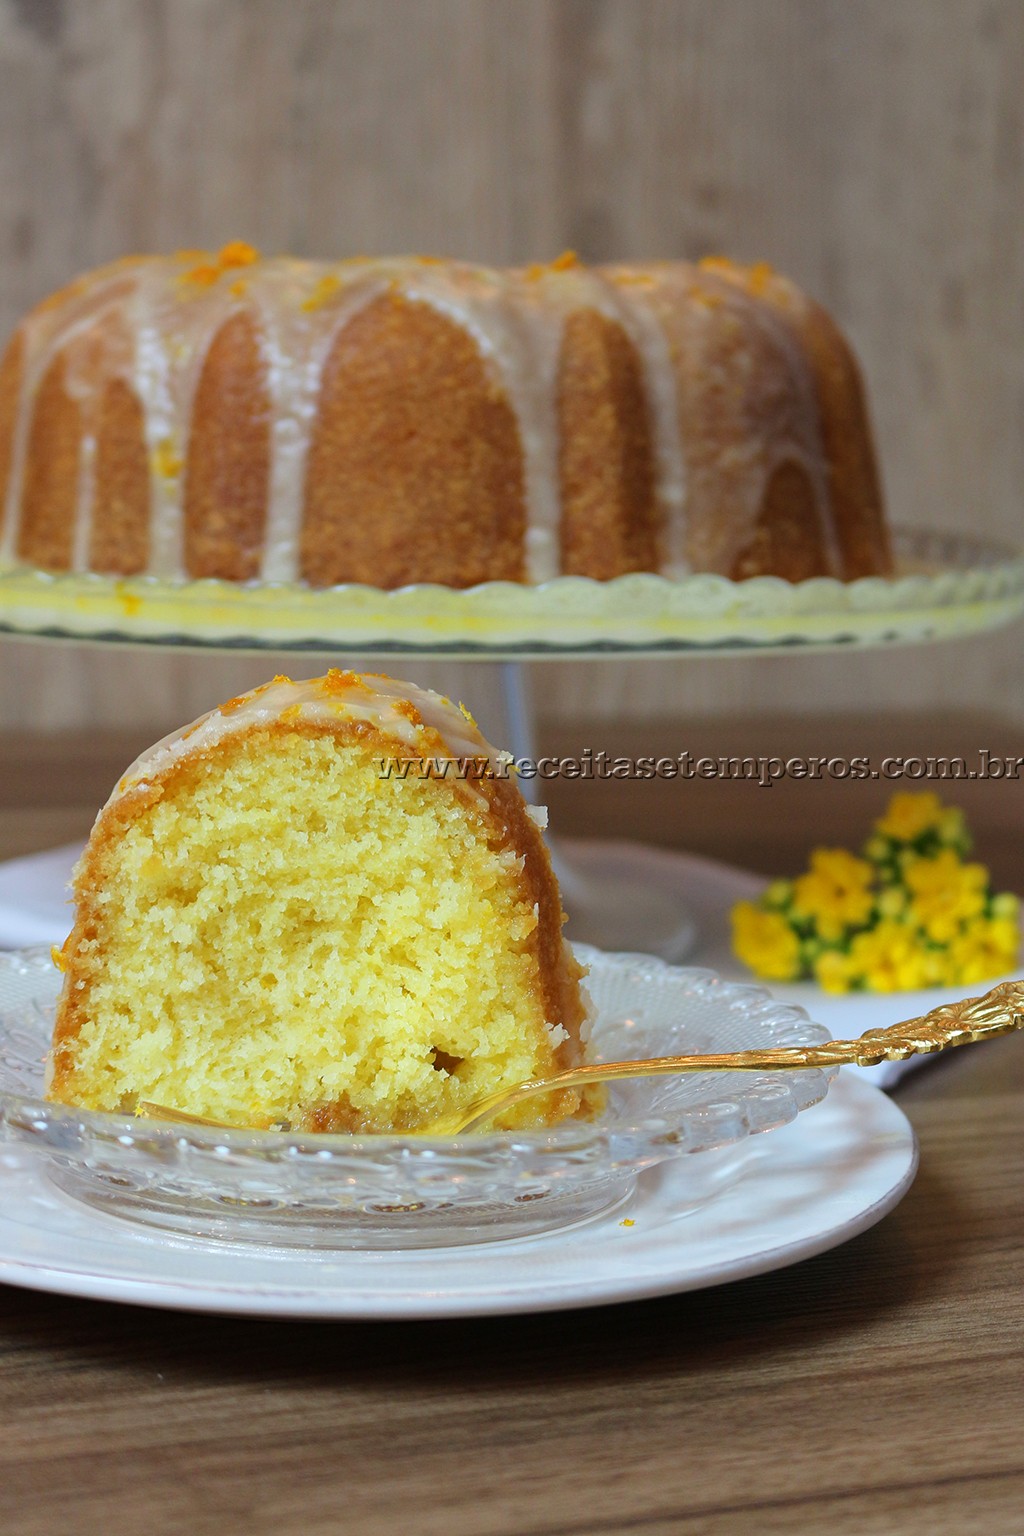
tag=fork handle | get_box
[448,987,1024,1134]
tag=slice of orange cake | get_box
[47,671,589,1132]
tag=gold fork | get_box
[422,977,1024,1134]
[137,978,1024,1137]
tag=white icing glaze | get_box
[582,267,691,577]
[0,267,140,565]
[70,428,97,574]
[649,262,836,575]
[702,269,837,570]
[0,250,846,583]
[131,262,191,578]
[106,671,502,810]
[256,270,388,583]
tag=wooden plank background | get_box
[0,0,1021,730]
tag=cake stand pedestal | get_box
[2,525,1022,961]
[475,662,700,960]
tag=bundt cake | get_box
[47,669,590,1133]
[0,245,890,589]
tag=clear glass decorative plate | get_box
[0,945,834,1249]
[0,526,1020,656]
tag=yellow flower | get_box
[731,901,801,981]
[904,850,988,944]
[938,806,968,847]
[813,949,856,995]
[791,848,875,941]
[877,885,907,919]
[874,791,946,843]
[944,917,1020,985]
[846,920,942,992]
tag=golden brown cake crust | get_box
[184,310,271,580]
[0,250,891,588]
[702,259,891,579]
[17,352,80,570]
[300,293,527,588]
[731,460,831,582]
[90,378,152,575]
[557,308,660,578]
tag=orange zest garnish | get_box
[525,249,580,281]
[182,262,221,287]
[152,438,182,479]
[301,273,342,312]
[319,668,365,697]
[747,260,775,294]
[218,240,259,269]
[114,583,142,617]
[180,240,260,289]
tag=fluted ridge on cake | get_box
[0,246,892,589]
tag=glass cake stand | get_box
[0,527,1021,655]
[2,524,1022,959]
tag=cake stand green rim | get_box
[0,525,1020,657]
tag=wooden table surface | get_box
[1,714,1022,1536]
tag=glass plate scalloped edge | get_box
[0,526,1021,655]
[0,945,835,1248]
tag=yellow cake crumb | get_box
[49,724,584,1133]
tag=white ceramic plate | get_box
[0,944,835,1248]
[0,1073,915,1317]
